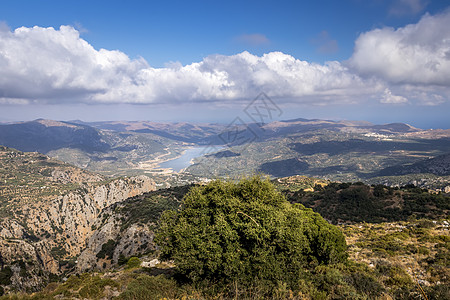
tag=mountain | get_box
[185,119,450,185]
[2,118,449,186]
[71,120,228,144]
[0,120,184,177]
[0,119,110,153]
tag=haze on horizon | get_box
[1,0,450,129]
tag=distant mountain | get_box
[258,158,309,177]
[261,118,420,136]
[0,119,110,153]
[2,118,448,180]
[76,118,422,146]
[0,119,178,177]
[187,119,450,182]
[72,120,227,144]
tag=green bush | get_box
[126,257,141,269]
[156,176,347,291]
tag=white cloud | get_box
[349,10,450,86]
[0,25,380,105]
[380,88,408,104]
[0,25,147,103]
[348,10,450,106]
[1,12,450,108]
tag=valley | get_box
[0,118,449,298]
[1,118,450,191]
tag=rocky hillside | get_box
[0,147,155,294]
[76,185,190,273]
[1,176,448,299]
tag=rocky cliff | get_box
[0,174,155,293]
[76,184,190,273]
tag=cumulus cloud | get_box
[0,25,148,104]
[348,9,450,106]
[349,10,450,86]
[0,25,379,105]
[380,88,408,104]
[1,11,450,108]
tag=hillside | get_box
[0,147,155,293]
[275,175,449,224]
[0,176,447,299]
[0,146,104,216]
[377,152,450,176]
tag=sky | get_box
[1,0,450,128]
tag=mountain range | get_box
[1,118,450,188]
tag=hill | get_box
[1,175,448,299]
[186,119,450,187]
[0,147,155,293]
[275,175,449,224]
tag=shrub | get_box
[126,257,141,269]
[156,176,347,291]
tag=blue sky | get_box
[1,0,450,128]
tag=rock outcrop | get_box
[0,175,155,293]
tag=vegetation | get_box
[1,163,448,299]
[156,176,348,295]
[96,240,117,260]
[281,181,449,223]
[114,184,191,230]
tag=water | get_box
[159,146,222,172]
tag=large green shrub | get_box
[156,176,347,289]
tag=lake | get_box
[159,146,223,172]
